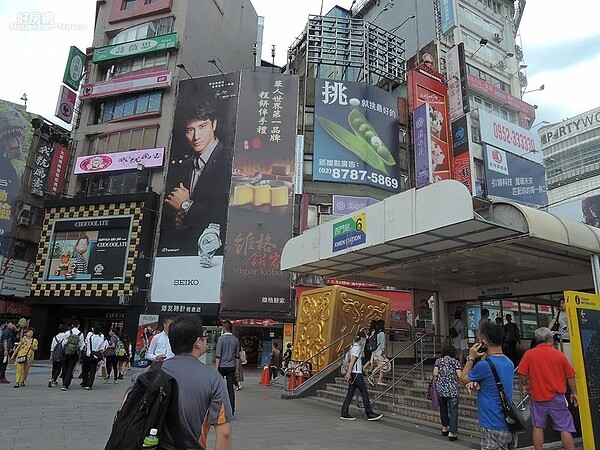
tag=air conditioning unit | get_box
[493,33,503,43]
[317,204,332,214]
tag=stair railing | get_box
[369,332,429,406]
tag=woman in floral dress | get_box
[432,345,462,441]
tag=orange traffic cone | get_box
[296,374,305,386]
[259,365,272,386]
[287,372,297,390]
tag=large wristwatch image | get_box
[198,223,222,268]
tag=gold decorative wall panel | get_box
[293,285,389,369]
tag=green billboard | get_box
[62,46,85,91]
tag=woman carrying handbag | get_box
[11,327,38,388]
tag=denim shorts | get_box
[531,394,575,432]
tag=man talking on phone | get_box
[461,321,517,449]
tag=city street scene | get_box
[0,0,599,449]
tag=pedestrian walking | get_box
[48,324,68,387]
[450,310,468,364]
[82,327,104,390]
[61,319,85,391]
[503,314,521,365]
[340,331,383,421]
[517,327,578,450]
[269,342,281,381]
[146,317,174,362]
[104,329,119,384]
[0,320,16,384]
[215,320,240,415]
[367,319,387,386]
[433,345,462,441]
[11,327,38,388]
[117,333,131,380]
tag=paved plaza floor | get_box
[0,361,582,449]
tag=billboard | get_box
[46,144,69,196]
[73,148,165,175]
[549,193,600,227]
[332,195,378,215]
[152,73,240,304]
[222,72,299,313]
[43,216,133,283]
[451,115,473,193]
[446,43,469,121]
[413,103,433,188]
[0,257,34,298]
[483,144,547,207]
[313,79,402,192]
[478,109,542,164]
[54,85,77,124]
[0,104,33,253]
[564,291,600,450]
[408,69,452,181]
[439,0,458,35]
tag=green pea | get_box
[376,145,388,158]
[316,116,389,174]
[358,123,370,133]
[353,118,363,128]
[365,130,375,140]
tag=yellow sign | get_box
[564,290,600,450]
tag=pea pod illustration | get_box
[348,108,396,166]
[316,115,389,174]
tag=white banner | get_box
[478,109,542,164]
[54,85,76,124]
[446,45,464,122]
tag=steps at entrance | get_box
[310,366,526,436]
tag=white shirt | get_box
[85,333,106,356]
[350,343,363,373]
[50,331,69,352]
[146,331,173,361]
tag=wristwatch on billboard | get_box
[180,199,193,213]
[198,223,222,268]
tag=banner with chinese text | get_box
[221,72,299,313]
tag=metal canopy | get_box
[281,181,600,291]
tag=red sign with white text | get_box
[408,69,453,181]
[46,144,69,196]
[80,70,172,99]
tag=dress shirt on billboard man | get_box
[161,102,230,256]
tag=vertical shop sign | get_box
[451,115,472,193]
[413,103,433,188]
[222,72,299,313]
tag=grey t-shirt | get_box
[215,333,239,368]
[105,335,118,356]
[161,355,233,449]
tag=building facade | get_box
[29,0,260,359]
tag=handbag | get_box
[431,379,440,409]
[16,340,33,364]
[486,358,527,433]
[87,336,104,362]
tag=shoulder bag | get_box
[16,340,33,364]
[486,358,527,433]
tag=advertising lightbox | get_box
[74,148,165,175]
[44,216,133,283]
[313,79,402,192]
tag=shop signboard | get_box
[446,43,469,121]
[92,32,178,63]
[564,291,600,449]
[332,195,378,215]
[221,71,299,314]
[0,257,34,298]
[413,103,433,188]
[80,70,172,99]
[313,79,401,192]
[440,0,458,35]
[74,148,165,175]
[43,216,133,283]
[46,144,69,196]
[332,213,366,253]
[54,85,77,124]
[483,144,547,207]
[62,46,85,91]
[153,73,240,304]
[451,114,473,193]
[133,314,159,368]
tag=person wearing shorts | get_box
[517,326,578,450]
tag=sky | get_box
[0,0,599,129]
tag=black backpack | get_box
[449,321,459,338]
[365,332,378,353]
[105,363,183,450]
[51,336,64,362]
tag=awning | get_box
[281,181,600,292]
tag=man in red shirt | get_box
[517,327,578,450]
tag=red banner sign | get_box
[46,144,69,196]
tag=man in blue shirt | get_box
[461,321,517,449]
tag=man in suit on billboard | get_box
[162,102,231,256]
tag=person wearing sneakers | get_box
[368,319,387,387]
[340,331,383,422]
[48,324,68,388]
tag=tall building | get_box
[0,99,70,322]
[541,106,600,208]
[28,0,259,358]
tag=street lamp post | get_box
[523,84,545,94]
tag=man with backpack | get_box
[106,315,232,450]
[340,331,383,421]
[61,319,84,391]
[48,324,68,388]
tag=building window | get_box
[466,64,508,92]
[87,125,159,154]
[121,0,136,11]
[145,0,160,3]
[108,17,174,45]
[458,4,503,36]
[106,52,169,79]
[97,91,162,123]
